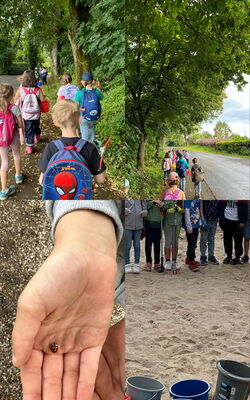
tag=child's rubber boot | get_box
[26,146,33,154]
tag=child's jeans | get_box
[24,119,41,146]
[194,181,202,196]
[200,221,217,258]
[0,136,20,172]
[125,228,142,264]
[179,177,186,192]
[145,221,161,264]
[186,227,199,261]
[80,119,95,142]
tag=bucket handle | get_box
[148,392,159,400]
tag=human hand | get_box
[93,319,125,399]
[239,223,244,228]
[95,81,101,89]
[12,210,117,400]
[187,229,193,234]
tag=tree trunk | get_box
[50,42,59,79]
[137,131,147,169]
[68,0,91,86]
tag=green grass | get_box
[186,144,249,159]
[42,81,59,107]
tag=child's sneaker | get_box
[15,173,24,184]
[125,264,133,273]
[164,260,172,271]
[172,260,180,271]
[223,256,231,264]
[188,261,200,271]
[153,263,162,272]
[133,264,140,274]
[240,255,249,264]
[0,185,16,200]
[230,257,240,265]
[143,262,152,271]
[26,146,33,154]
[34,135,40,144]
[200,256,208,266]
[208,256,219,265]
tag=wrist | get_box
[54,210,117,260]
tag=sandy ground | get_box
[126,228,250,399]
[0,201,52,399]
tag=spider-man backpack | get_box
[42,139,93,200]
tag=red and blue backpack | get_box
[42,139,93,200]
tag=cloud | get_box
[202,76,250,137]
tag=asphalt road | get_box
[189,150,250,199]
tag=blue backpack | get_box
[176,159,187,178]
[81,88,101,121]
[42,139,93,200]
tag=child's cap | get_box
[82,72,93,81]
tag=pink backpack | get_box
[21,87,40,120]
[164,188,182,200]
[0,104,16,146]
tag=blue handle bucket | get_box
[126,376,165,400]
[169,379,210,400]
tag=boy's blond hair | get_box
[0,83,14,113]
[52,99,80,129]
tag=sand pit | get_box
[126,228,250,399]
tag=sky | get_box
[202,75,250,137]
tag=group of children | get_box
[125,200,250,274]
[0,69,105,200]
[162,148,204,199]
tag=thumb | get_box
[12,293,44,367]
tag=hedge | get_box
[195,138,227,147]
[215,139,250,156]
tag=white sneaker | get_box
[172,260,180,271]
[125,264,133,273]
[133,264,141,274]
[164,260,172,271]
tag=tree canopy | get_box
[126,0,250,167]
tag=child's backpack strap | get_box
[75,138,87,152]
[53,139,65,151]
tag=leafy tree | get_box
[126,0,250,168]
[214,121,232,138]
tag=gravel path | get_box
[0,201,52,399]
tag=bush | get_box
[195,138,227,146]
[215,139,250,156]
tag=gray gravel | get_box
[0,201,52,399]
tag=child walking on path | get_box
[163,172,185,200]
[143,200,163,272]
[57,73,79,102]
[184,200,201,271]
[39,100,106,199]
[162,152,172,180]
[125,200,147,274]
[0,83,24,200]
[200,200,219,265]
[176,153,189,192]
[14,69,45,154]
[162,200,184,271]
[191,157,204,199]
[75,72,103,142]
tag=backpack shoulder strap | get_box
[53,139,65,151]
[81,88,86,106]
[33,88,39,95]
[75,138,87,152]
[22,87,29,94]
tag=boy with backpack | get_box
[191,158,204,199]
[176,153,189,192]
[39,100,106,200]
[184,200,201,271]
[74,72,103,143]
[14,69,45,154]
